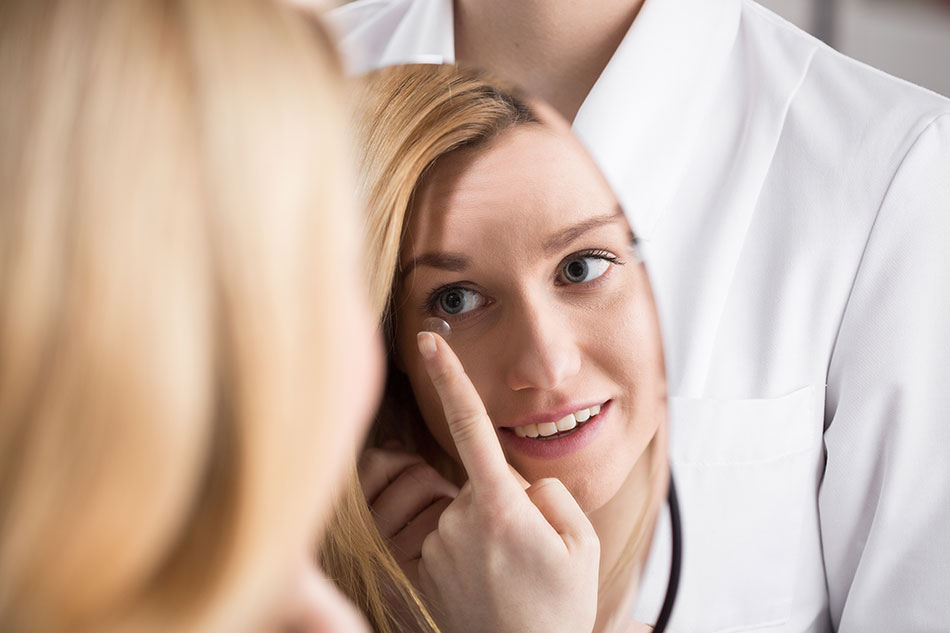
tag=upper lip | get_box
[498,400,608,429]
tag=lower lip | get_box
[499,400,611,460]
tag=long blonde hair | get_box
[323,63,663,633]
[0,2,356,632]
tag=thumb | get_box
[525,478,598,553]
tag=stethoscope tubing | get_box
[652,472,682,633]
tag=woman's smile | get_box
[498,399,613,460]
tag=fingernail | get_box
[417,331,437,359]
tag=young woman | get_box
[0,2,381,632]
[323,63,668,633]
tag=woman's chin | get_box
[516,460,631,515]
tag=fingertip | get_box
[417,330,437,359]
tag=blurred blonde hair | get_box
[322,63,663,633]
[0,1,358,632]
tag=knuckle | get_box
[436,506,452,533]
[533,476,566,492]
[358,447,397,474]
[357,447,384,472]
[404,461,439,485]
[436,502,463,534]
[420,530,441,561]
[447,411,485,442]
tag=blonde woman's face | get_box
[393,124,665,512]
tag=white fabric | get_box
[328,1,950,630]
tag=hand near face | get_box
[413,331,600,633]
[359,444,459,582]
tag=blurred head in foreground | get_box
[0,1,382,632]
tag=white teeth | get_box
[509,403,604,439]
[556,413,577,432]
[515,423,539,438]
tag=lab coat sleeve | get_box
[822,112,950,631]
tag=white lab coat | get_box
[328,0,950,631]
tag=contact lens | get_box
[422,317,452,340]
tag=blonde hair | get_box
[0,1,357,632]
[322,63,662,633]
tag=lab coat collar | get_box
[335,0,455,75]
[573,0,742,240]
[378,0,454,68]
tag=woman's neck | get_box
[588,443,665,633]
[453,0,646,122]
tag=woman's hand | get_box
[412,331,600,633]
[358,444,459,582]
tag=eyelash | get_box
[422,249,625,315]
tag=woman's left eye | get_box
[430,286,486,317]
[558,254,615,284]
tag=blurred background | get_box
[759,0,950,97]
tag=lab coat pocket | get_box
[668,385,822,632]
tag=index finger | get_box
[416,331,516,493]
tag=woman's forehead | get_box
[407,125,619,253]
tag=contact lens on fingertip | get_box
[422,317,452,340]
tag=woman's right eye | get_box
[434,287,485,316]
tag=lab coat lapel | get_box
[335,0,454,75]
[573,0,742,241]
[380,0,454,67]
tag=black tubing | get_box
[652,473,682,633]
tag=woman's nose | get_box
[503,303,581,392]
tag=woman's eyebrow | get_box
[400,252,470,281]
[542,206,627,255]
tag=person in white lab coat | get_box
[328,0,950,631]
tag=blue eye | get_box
[559,255,613,284]
[435,287,484,315]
